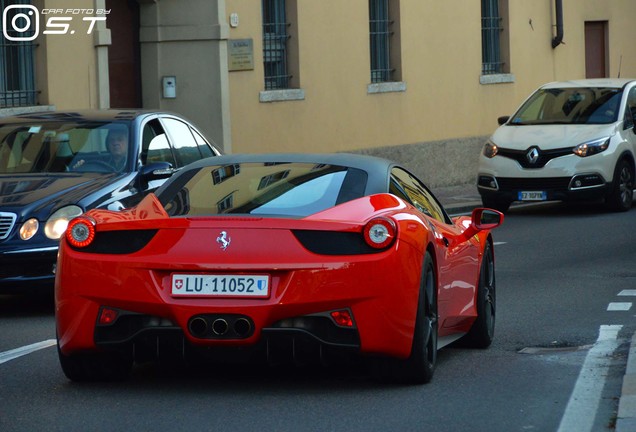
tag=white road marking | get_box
[607,302,633,311]
[618,290,636,297]
[557,325,622,432]
[0,339,56,365]
[493,241,507,246]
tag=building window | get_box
[481,0,501,74]
[481,0,510,76]
[212,164,240,185]
[368,0,403,93]
[260,0,303,102]
[217,192,234,213]
[0,0,38,107]
[369,0,399,83]
[369,0,390,82]
[258,170,290,190]
[262,0,290,90]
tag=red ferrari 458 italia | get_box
[55,153,503,384]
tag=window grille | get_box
[0,0,38,107]
[262,0,290,90]
[369,0,392,83]
[481,0,503,75]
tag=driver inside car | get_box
[72,125,129,172]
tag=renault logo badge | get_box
[526,147,540,164]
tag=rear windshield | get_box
[509,87,623,125]
[158,162,368,218]
[0,121,132,174]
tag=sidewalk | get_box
[435,182,636,431]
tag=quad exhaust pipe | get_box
[234,318,252,337]
[188,315,253,339]
[212,318,229,335]
[188,317,209,336]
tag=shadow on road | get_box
[0,291,54,317]
[56,349,455,392]
[507,200,635,218]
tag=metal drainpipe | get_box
[552,0,564,48]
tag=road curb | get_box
[616,332,636,431]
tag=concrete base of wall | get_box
[349,135,487,188]
[0,106,56,117]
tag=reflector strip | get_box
[331,310,354,327]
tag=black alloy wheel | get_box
[461,241,496,348]
[606,159,634,212]
[383,251,438,384]
[57,338,133,382]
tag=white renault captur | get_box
[477,78,636,213]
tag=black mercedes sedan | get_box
[0,109,221,293]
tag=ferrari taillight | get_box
[66,216,96,248]
[363,217,396,249]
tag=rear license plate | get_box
[518,191,547,201]
[171,274,270,297]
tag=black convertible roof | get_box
[185,152,400,195]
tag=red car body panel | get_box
[56,192,490,360]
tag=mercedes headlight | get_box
[44,205,84,240]
[19,218,39,240]
[573,137,610,157]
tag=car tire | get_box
[460,241,496,348]
[605,159,634,212]
[57,339,133,382]
[481,197,511,214]
[372,252,438,384]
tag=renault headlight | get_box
[44,205,84,240]
[573,137,610,157]
[483,141,499,158]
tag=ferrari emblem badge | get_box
[216,231,231,251]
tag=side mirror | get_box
[456,208,504,244]
[472,208,504,230]
[139,162,174,181]
[497,116,510,126]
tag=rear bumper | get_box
[56,243,422,361]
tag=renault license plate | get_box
[171,274,269,298]
[518,191,547,201]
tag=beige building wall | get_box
[225,0,636,186]
[33,0,105,110]
[0,0,109,115]
[7,1,636,187]
[137,0,232,152]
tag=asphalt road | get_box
[1,201,635,432]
